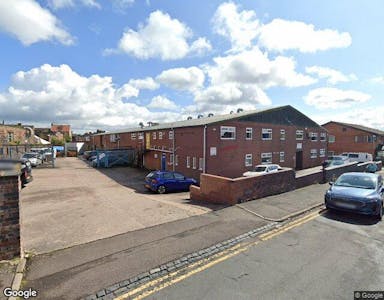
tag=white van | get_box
[341,152,372,163]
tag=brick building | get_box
[92,105,327,179]
[0,124,33,145]
[322,121,384,157]
[35,123,72,143]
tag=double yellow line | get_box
[114,210,322,300]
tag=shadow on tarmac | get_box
[321,209,380,226]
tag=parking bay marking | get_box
[114,210,322,300]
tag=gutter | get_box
[203,125,207,173]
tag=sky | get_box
[0,0,383,133]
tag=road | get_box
[132,209,384,300]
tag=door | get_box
[161,153,166,171]
[174,172,189,190]
[295,151,303,170]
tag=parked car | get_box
[0,159,32,186]
[243,164,281,177]
[22,153,43,167]
[83,150,97,160]
[144,171,197,194]
[365,163,378,173]
[341,152,373,163]
[324,172,383,220]
[325,155,349,167]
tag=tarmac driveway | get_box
[20,158,216,255]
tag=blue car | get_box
[144,171,197,194]
[325,172,383,220]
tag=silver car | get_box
[22,152,43,167]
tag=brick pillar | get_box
[0,170,20,260]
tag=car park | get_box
[144,170,197,194]
[22,152,43,167]
[324,172,383,220]
[242,164,281,177]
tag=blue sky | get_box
[0,0,383,133]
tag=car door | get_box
[173,172,189,190]
[162,172,176,191]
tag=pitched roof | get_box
[323,121,384,136]
[94,105,322,136]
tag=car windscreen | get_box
[334,174,376,189]
[254,166,267,172]
[23,153,37,158]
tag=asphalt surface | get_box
[146,210,384,300]
[23,182,326,299]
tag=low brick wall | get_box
[191,161,383,206]
[191,169,295,205]
[0,170,21,260]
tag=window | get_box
[319,149,326,157]
[7,132,14,142]
[186,156,190,168]
[199,158,204,170]
[296,130,304,140]
[309,132,318,141]
[174,173,184,180]
[169,130,174,140]
[85,136,90,142]
[310,149,317,158]
[261,153,272,164]
[220,126,236,140]
[163,172,174,180]
[175,155,178,166]
[262,128,272,140]
[159,132,163,140]
[329,135,335,143]
[280,129,286,141]
[152,132,157,140]
[170,154,174,165]
[245,154,252,166]
[138,132,144,140]
[280,152,285,162]
[192,157,197,169]
[246,128,253,140]
[320,132,326,142]
[110,134,119,142]
[131,133,136,140]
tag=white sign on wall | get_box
[296,143,302,150]
[210,147,217,156]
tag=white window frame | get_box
[309,132,318,142]
[280,129,286,141]
[152,132,157,140]
[296,130,304,140]
[131,133,136,140]
[186,156,190,168]
[110,134,119,143]
[261,152,272,164]
[320,132,326,142]
[310,149,318,158]
[262,128,272,140]
[138,132,144,140]
[319,149,326,157]
[245,154,252,167]
[7,132,14,142]
[329,135,335,143]
[279,151,285,162]
[220,126,236,140]
[169,130,174,140]
[192,157,197,169]
[159,132,163,140]
[245,128,253,140]
[199,158,204,170]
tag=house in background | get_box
[92,105,327,179]
[322,121,384,157]
[35,123,72,144]
[0,124,35,145]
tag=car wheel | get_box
[377,203,383,221]
[157,185,166,194]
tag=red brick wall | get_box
[191,169,296,205]
[0,125,27,144]
[323,122,384,156]
[0,174,20,260]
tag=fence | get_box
[92,149,136,168]
[0,144,56,168]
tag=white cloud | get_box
[111,0,135,12]
[305,66,357,85]
[205,47,316,88]
[370,76,384,84]
[259,19,352,53]
[304,87,371,109]
[0,64,181,131]
[157,67,205,91]
[106,10,211,60]
[212,2,260,52]
[128,77,159,90]
[148,96,178,110]
[0,0,74,45]
[48,0,101,10]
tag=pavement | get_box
[22,182,328,299]
[0,261,17,300]
[20,157,216,255]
